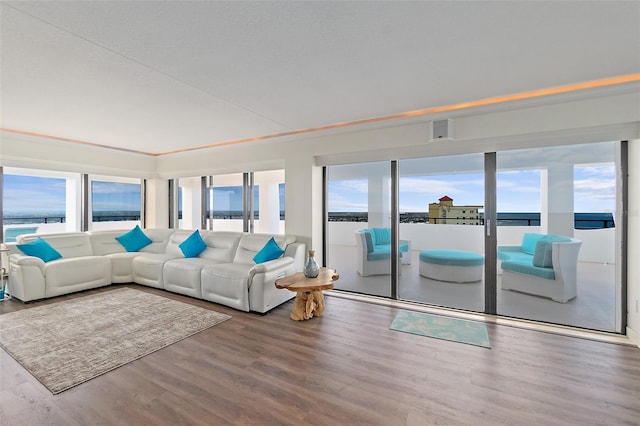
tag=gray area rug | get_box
[0,287,231,394]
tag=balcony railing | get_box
[327,213,614,229]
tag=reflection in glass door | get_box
[496,142,620,332]
[398,154,485,312]
[326,162,392,297]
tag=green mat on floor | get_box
[390,310,491,348]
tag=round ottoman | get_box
[419,249,484,283]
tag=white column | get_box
[179,177,202,230]
[284,156,321,261]
[257,182,281,234]
[367,163,390,228]
[65,175,81,232]
[145,178,169,229]
[545,165,575,237]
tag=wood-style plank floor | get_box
[1,284,639,426]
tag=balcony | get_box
[328,221,618,333]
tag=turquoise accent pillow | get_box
[532,235,571,268]
[362,230,374,253]
[17,237,62,263]
[532,240,554,268]
[179,230,207,258]
[253,237,284,264]
[116,225,152,252]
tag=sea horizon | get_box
[3,210,615,229]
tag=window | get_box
[2,168,80,240]
[89,176,142,231]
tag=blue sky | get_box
[3,167,613,215]
[2,176,286,213]
[328,165,616,213]
[209,184,285,211]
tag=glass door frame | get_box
[324,142,627,333]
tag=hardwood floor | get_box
[1,284,639,425]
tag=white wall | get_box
[0,133,156,178]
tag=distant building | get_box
[428,196,483,225]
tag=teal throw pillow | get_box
[17,237,62,263]
[362,230,374,253]
[116,225,152,252]
[253,237,284,264]
[179,230,207,258]
[532,240,554,268]
[532,235,571,268]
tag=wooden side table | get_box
[275,268,339,321]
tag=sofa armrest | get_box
[10,253,46,274]
[8,253,47,301]
[250,256,294,275]
[247,256,298,312]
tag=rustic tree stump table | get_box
[275,268,339,321]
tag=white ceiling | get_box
[1,1,639,155]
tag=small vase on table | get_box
[304,250,320,278]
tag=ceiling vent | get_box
[429,119,454,141]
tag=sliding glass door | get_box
[496,142,620,331]
[325,141,623,332]
[398,154,485,312]
[327,162,392,297]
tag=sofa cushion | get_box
[199,232,241,262]
[501,259,556,280]
[105,252,140,283]
[419,249,484,266]
[163,258,216,299]
[116,225,152,252]
[201,263,253,312]
[362,230,374,253]
[18,232,94,258]
[521,233,547,255]
[499,250,535,263]
[234,234,294,264]
[532,235,572,268]
[17,237,62,263]
[367,249,392,261]
[179,230,207,258]
[372,228,391,246]
[366,241,411,261]
[253,237,284,264]
[43,256,111,297]
[131,253,176,288]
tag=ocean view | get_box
[328,212,614,229]
[3,211,615,229]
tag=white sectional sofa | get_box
[6,229,305,313]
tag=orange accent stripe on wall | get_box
[157,74,640,155]
[2,74,638,157]
[0,129,153,156]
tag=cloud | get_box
[328,193,368,211]
[91,181,140,194]
[330,179,369,194]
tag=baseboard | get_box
[627,326,640,348]
[327,290,635,346]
